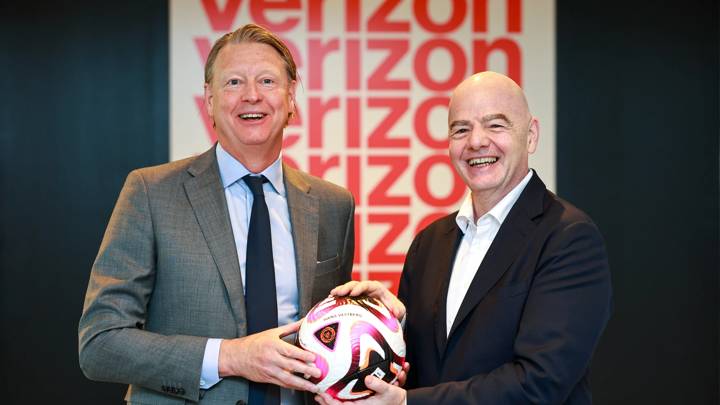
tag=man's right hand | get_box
[330,280,406,320]
[218,320,321,393]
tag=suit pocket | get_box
[316,254,340,275]
[312,255,342,302]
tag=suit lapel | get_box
[433,218,463,358]
[446,174,546,341]
[184,147,247,335]
[283,164,319,315]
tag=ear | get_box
[289,79,298,111]
[203,82,214,119]
[527,117,539,154]
[287,79,298,121]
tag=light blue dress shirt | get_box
[200,143,301,405]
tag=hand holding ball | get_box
[297,295,406,401]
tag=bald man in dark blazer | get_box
[320,72,612,405]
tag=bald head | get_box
[449,71,531,127]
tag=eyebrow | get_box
[449,119,472,130]
[480,114,512,126]
[449,114,514,130]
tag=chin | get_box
[229,132,273,145]
[463,172,497,187]
[467,177,503,192]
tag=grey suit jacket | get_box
[78,146,355,404]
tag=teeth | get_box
[239,113,265,119]
[468,157,497,166]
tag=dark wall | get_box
[1,1,168,403]
[1,1,717,404]
[557,0,719,403]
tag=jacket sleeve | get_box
[339,191,355,282]
[78,170,207,402]
[407,220,612,404]
[397,231,422,389]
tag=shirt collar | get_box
[215,143,285,196]
[455,169,534,233]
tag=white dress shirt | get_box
[446,170,534,335]
[200,143,302,405]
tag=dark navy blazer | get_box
[399,173,612,404]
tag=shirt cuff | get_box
[200,338,223,389]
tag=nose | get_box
[467,129,490,150]
[242,82,261,103]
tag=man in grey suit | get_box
[79,24,355,405]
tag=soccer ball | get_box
[297,295,406,401]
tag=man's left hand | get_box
[394,362,410,387]
[314,376,406,405]
[330,280,406,320]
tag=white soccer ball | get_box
[297,295,406,401]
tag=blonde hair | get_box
[204,23,297,85]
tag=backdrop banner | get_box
[170,0,555,292]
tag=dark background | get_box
[1,0,717,403]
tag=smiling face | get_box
[204,42,296,171]
[448,72,538,210]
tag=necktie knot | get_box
[242,175,267,197]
